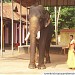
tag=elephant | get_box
[28,5,54,69]
[38,22,54,69]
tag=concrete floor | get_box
[0,50,75,75]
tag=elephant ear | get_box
[44,10,50,27]
[39,10,50,30]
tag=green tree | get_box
[3,0,11,3]
[59,6,75,29]
[47,6,75,33]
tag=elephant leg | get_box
[45,39,51,63]
[38,45,46,69]
[45,48,51,63]
[38,33,46,69]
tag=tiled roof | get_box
[14,0,75,6]
[0,3,29,22]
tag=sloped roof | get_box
[0,3,29,22]
[14,0,39,6]
[2,3,20,20]
[14,0,75,7]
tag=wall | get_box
[60,29,75,45]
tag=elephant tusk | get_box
[36,31,40,39]
[25,32,30,41]
[25,31,40,41]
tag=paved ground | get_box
[0,50,75,75]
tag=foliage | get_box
[60,6,75,29]
[47,6,75,33]
[3,0,11,3]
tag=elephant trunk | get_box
[29,16,39,66]
[30,32,36,65]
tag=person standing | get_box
[67,35,75,69]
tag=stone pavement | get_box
[0,50,75,75]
